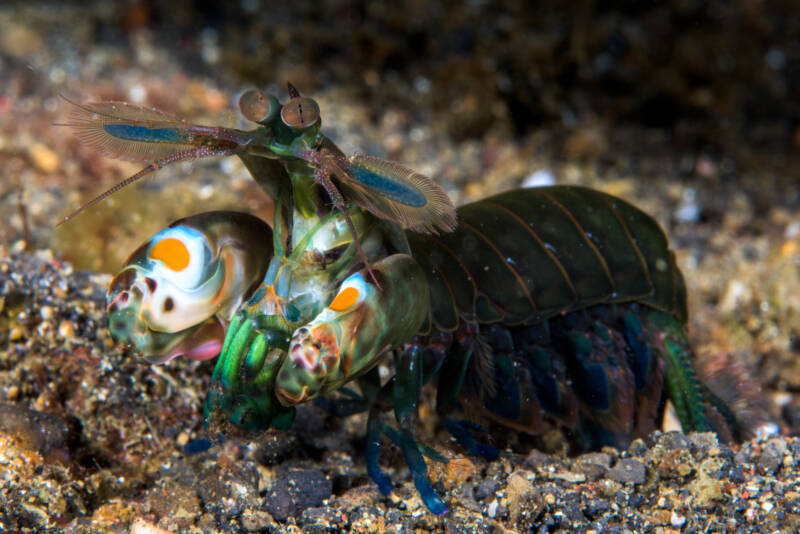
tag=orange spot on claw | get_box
[150,237,190,271]
[329,286,359,311]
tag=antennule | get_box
[57,146,236,226]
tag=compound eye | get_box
[239,90,279,124]
[328,273,367,313]
[280,97,320,129]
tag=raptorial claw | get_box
[105,211,272,363]
[276,323,342,404]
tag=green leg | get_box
[393,345,423,426]
[435,332,474,414]
[641,310,709,432]
[205,311,293,431]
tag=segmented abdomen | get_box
[407,186,687,331]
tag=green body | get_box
[204,150,433,429]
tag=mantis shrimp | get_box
[65,85,746,515]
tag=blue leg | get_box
[366,409,448,512]
[389,344,449,514]
[381,423,448,464]
[366,408,394,497]
[380,423,448,516]
[314,387,370,417]
[362,345,449,515]
[443,419,500,461]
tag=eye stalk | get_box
[238,89,280,124]
[280,96,321,130]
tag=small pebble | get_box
[58,320,75,338]
[522,168,556,188]
[9,325,24,341]
[579,452,613,468]
[670,511,686,527]
[487,499,498,518]
[28,142,60,173]
[552,471,585,483]
[608,458,647,485]
[176,432,190,447]
[0,403,70,455]
[130,518,173,534]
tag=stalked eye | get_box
[149,237,190,272]
[328,273,368,312]
[238,90,280,124]
[280,97,320,129]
